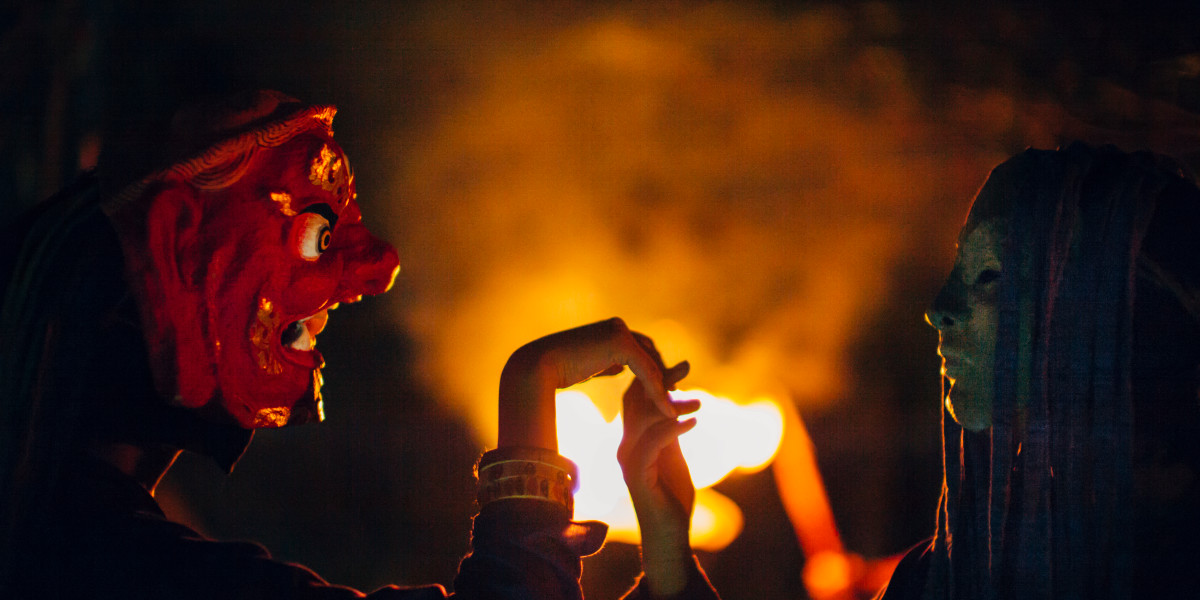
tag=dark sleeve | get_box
[52,507,448,600]
[619,556,720,600]
[164,497,608,600]
[450,499,607,600]
[111,500,610,600]
[51,461,599,600]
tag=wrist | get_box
[639,531,693,597]
[476,447,578,515]
[636,512,692,555]
[497,348,559,450]
[640,549,693,598]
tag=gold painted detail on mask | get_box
[314,369,326,422]
[309,144,349,194]
[311,106,336,130]
[252,407,291,427]
[270,191,297,216]
[249,297,284,374]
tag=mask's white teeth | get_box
[289,323,314,351]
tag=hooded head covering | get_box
[911,143,1200,599]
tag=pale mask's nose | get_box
[926,275,967,332]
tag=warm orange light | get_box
[555,391,625,518]
[773,397,844,558]
[689,487,744,552]
[803,550,861,600]
[555,388,783,552]
[674,389,784,487]
[772,395,900,599]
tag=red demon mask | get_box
[103,93,399,428]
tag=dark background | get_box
[5,2,1199,598]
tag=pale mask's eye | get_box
[975,269,1001,285]
[294,209,334,260]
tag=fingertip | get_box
[672,398,701,415]
[664,360,690,390]
[668,418,698,441]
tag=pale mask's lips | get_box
[937,348,970,380]
[280,303,338,367]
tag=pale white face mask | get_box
[926,217,1006,431]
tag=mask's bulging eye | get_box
[295,212,332,260]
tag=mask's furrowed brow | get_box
[271,192,297,216]
[300,203,338,229]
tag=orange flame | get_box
[555,388,783,551]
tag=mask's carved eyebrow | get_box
[271,192,297,216]
[300,203,338,229]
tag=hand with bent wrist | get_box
[483,318,715,600]
[461,318,680,600]
[496,317,676,452]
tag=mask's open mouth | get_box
[282,311,324,350]
[279,303,337,366]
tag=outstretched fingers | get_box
[619,418,697,482]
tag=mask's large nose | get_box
[926,274,966,332]
[331,223,400,301]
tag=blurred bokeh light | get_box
[556,387,783,551]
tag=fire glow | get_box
[556,388,784,551]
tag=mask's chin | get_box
[274,305,334,425]
[285,367,325,425]
[945,384,992,432]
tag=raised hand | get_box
[497,317,676,450]
[618,338,700,597]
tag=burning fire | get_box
[556,387,784,551]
